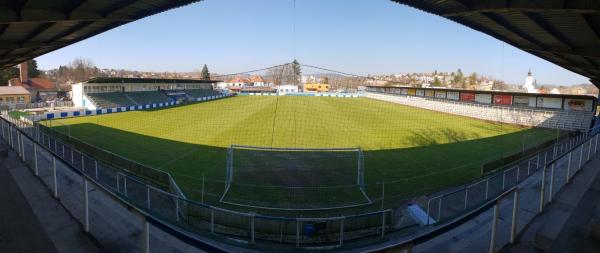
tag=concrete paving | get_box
[505,154,600,253]
[0,140,100,253]
[10,126,212,253]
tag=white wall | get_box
[72,83,83,107]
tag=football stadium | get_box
[2,1,600,253]
[43,88,569,212]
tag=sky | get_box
[37,0,590,86]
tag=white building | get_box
[523,69,539,93]
[71,77,215,110]
[276,85,299,94]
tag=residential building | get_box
[304,83,329,92]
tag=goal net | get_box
[220,145,370,210]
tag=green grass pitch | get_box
[45,96,559,213]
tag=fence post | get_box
[146,186,151,210]
[587,139,592,161]
[426,199,432,225]
[464,187,469,210]
[81,154,85,172]
[539,165,547,213]
[116,173,121,193]
[544,151,548,166]
[20,133,25,161]
[83,178,89,233]
[516,166,520,182]
[579,145,584,171]
[142,217,149,253]
[124,175,128,197]
[510,190,519,244]
[485,178,490,199]
[52,156,58,198]
[381,210,386,238]
[566,151,573,183]
[15,131,20,157]
[527,160,531,175]
[489,203,500,253]
[250,214,255,244]
[71,149,74,164]
[94,160,98,179]
[437,197,443,222]
[549,163,555,202]
[173,197,180,223]
[339,218,344,246]
[33,142,38,176]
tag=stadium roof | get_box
[0,0,199,69]
[392,0,600,87]
[85,77,217,84]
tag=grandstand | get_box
[126,91,171,105]
[72,77,219,109]
[366,86,597,131]
[87,92,134,108]
[185,89,222,99]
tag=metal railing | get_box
[1,113,598,252]
[423,128,590,226]
[0,115,392,251]
[370,126,599,253]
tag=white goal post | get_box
[225,145,365,189]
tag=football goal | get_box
[220,145,371,210]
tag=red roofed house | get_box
[248,75,271,87]
[223,77,250,93]
[8,62,58,102]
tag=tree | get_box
[291,59,301,85]
[200,64,210,80]
[454,68,464,86]
[266,65,285,86]
[28,59,40,78]
[492,81,507,91]
[468,72,478,88]
[432,77,442,87]
[0,66,19,86]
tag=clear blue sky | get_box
[37,0,589,85]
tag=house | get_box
[241,86,275,94]
[248,76,270,87]
[226,77,250,87]
[276,84,299,94]
[303,83,329,93]
[0,86,30,105]
[8,62,58,102]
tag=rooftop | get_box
[393,0,600,86]
[84,77,218,84]
[0,86,31,95]
[9,78,56,90]
[0,0,199,69]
